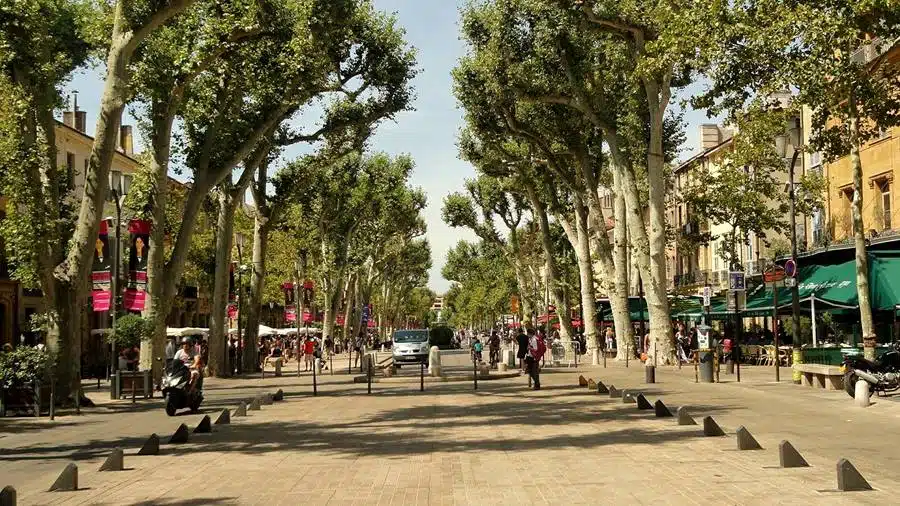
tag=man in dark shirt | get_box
[516,329,529,371]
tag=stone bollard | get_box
[504,349,516,368]
[274,358,283,377]
[498,362,507,372]
[855,380,871,407]
[428,346,442,377]
[644,365,656,384]
[0,485,15,506]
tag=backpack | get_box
[474,342,483,353]
[533,336,546,359]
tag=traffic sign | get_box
[784,259,797,277]
[763,266,786,283]
[702,286,711,307]
[729,271,746,291]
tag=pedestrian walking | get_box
[303,335,316,372]
[526,328,545,390]
[516,327,529,371]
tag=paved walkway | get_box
[2,355,899,505]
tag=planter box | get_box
[111,370,153,400]
[0,383,50,417]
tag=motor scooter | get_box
[162,360,203,416]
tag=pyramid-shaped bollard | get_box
[677,407,696,425]
[779,440,809,468]
[214,409,231,425]
[273,389,284,401]
[137,434,160,455]
[837,458,872,491]
[596,381,609,394]
[99,448,124,471]
[262,393,273,405]
[1,486,16,506]
[587,378,597,390]
[608,385,620,398]
[702,416,725,437]
[49,463,78,492]
[169,423,190,444]
[654,400,673,417]
[636,394,653,410]
[193,415,212,434]
[736,426,762,450]
[578,375,588,387]
[234,401,248,417]
[249,397,261,411]
[622,390,638,404]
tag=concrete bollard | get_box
[49,463,78,492]
[608,385,620,398]
[249,397,261,411]
[234,401,248,417]
[636,394,653,410]
[654,400,673,417]
[855,380,871,407]
[587,378,597,390]
[273,389,284,401]
[596,381,609,394]
[578,375,588,387]
[644,365,656,384]
[169,424,190,444]
[702,416,725,436]
[99,448,124,472]
[504,349,516,368]
[261,393,274,405]
[778,440,809,468]
[214,409,231,425]
[428,346,443,377]
[735,426,762,450]
[137,434,160,455]
[677,407,696,425]
[836,458,872,491]
[497,362,507,372]
[193,415,212,434]
[0,486,16,506]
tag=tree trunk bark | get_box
[573,199,600,364]
[643,80,676,365]
[245,216,269,370]
[849,106,876,360]
[209,187,238,377]
[611,177,634,360]
[523,179,573,343]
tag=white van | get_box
[392,329,430,366]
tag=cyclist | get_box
[489,330,501,367]
[471,336,484,363]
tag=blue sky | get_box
[61,1,715,295]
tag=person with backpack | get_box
[526,328,545,390]
[471,337,483,363]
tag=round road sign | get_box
[784,259,797,277]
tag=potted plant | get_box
[0,346,50,416]
[109,315,150,371]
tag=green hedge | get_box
[429,326,454,349]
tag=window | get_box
[602,193,613,209]
[879,179,892,230]
[812,209,825,245]
[122,174,133,195]
[841,188,854,235]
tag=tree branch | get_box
[125,0,196,54]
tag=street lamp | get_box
[776,117,803,384]
[234,232,245,375]
[106,175,124,376]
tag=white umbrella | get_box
[258,325,278,337]
[277,328,298,336]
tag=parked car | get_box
[391,329,430,367]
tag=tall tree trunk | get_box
[209,187,239,377]
[849,104,875,360]
[245,216,269,368]
[523,179,573,343]
[342,273,358,342]
[508,229,534,320]
[322,274,346,344]
[573,199,599,363]
[612,171,635,360]
[642,79,676,365]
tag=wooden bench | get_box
[793,363,844,390]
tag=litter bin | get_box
[698,349,714,383]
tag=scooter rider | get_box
[173,337,202,392]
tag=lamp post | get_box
[777,118,803,384]
[106,187,123,377]
[235,232,245,376]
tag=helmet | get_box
[180,337,192,345]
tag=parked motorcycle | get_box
[162,360,203,416]
[841,343,900,398]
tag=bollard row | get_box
[579,376,877,493]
